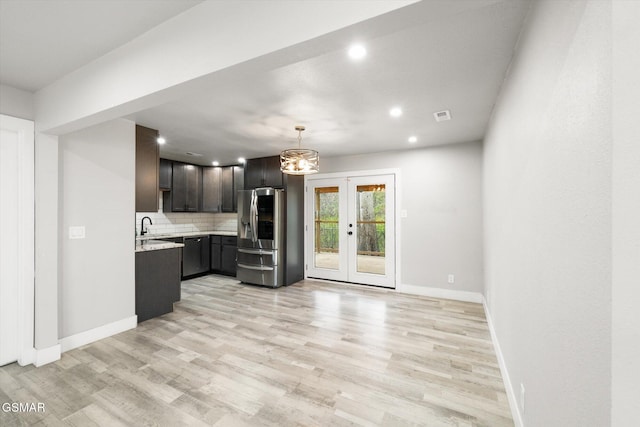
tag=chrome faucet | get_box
[140,216,153,236]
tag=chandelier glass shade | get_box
[280,126,319,175]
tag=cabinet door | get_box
[233,166,244,211]
[135,125,159,212]
[221,244,237,276]
[200,235,210,272]
[210,243,221,271]
[135,249,181,323]
[159,158,172,190]
[221,166,235,212]
[263,155,283,188]
[185,165,201,211]
[244,158,263,189]
[202,167,221,212]
[171,163,187,211]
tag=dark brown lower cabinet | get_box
[135,248,181,323]
[210,235,237,276]
[210,235,222,271]
[221,237,237,276]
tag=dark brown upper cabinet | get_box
[201,166,222,212]
[221,165,244,212]
[159,158,172,191]
[201,165,243,213]
[244,158,263,189]
[244,155,283,189]
[161,159,242,213]
[135,125,159,212]
[163,161,201,212]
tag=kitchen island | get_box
[135,239,184,323]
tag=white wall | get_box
[58,119,136,338]
[0,84,33,120]
[0,86,60,356]
[34,133,59,352]
[483,1,611,426]
[611,1,640,424]
[321,141,483,297]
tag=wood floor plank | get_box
[0,276,513,426]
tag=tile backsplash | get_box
[135,212,237,236]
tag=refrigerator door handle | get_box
[250,190,258,243]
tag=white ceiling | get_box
[0,0,202,91]
[1,0,530,166]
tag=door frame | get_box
[0,114,35,366]
[304,168,401,288]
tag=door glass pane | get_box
[356,184,385,275]
[314,187,339,270]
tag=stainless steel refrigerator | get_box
[237,188,286,287]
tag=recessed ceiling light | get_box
[389,107,402,118]
[348,44,367,60]
[212,161,219,166]
[157,136,166,144]
[238,157,246,164]
[408,136,417,143]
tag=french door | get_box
[306,174,395,288]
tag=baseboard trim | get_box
[34,344,61,367]
[482,298,523,427]
[59,315,137,353]
[397,284,484,303]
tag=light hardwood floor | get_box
[0,276,513,426]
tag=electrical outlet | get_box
[520,383,525,415]
[69,226,85,239]
[447,274,454,284]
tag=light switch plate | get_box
[69,226,85,239]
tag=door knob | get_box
[348,231,353,236]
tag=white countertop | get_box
[135,231,237,251]
[135,239,185,253]
[135,230,237,242]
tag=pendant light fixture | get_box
[280,125,319,175]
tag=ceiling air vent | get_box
[185,152,203,157]
[433,110,451,122]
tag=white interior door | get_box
[0,114,34,366]
[306,174,395,288]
